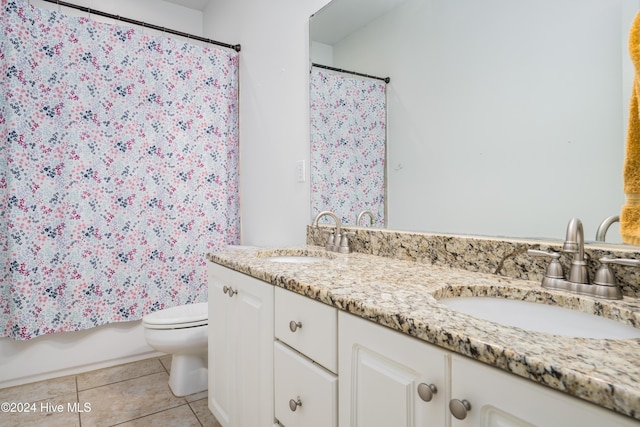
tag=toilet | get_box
[142,302,208,397]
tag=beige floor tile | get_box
[77,358,165,391]
[189,398,222,427]
[0,375,76,403]
[185,389,208,403]
[116,404,202,427]
[0,392,80,427]
[0,357,215,426]
[78,371,185,427]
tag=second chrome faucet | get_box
[312,210,354,253]
[529,217,639,300]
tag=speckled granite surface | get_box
[207,243,640,421]
[307,225,640,297]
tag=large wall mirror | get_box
[310,0,640,244]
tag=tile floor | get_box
[0,355,221,427]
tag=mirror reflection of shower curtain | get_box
[310,68,386,226]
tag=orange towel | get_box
[622,12,640,245]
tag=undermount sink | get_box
[438,296,640,339]
[256,249,335,264]
[266,255,328,264]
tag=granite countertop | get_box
[206,245,640,420]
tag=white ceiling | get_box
[310,0,408,45]
[163,0,409,44]
[162,0,408,46]
[164,0,209,11]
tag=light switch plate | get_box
[296,160,306,183]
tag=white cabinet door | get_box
[274,342,338,427]
[339,312,448,427]
[208,263,275,427]
[450,354,639,427]
[209,266,234,426]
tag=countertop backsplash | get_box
[306,226,640,298]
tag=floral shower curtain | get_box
[309,67,386,226]
[0,0,240,340]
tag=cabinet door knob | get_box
[289,398,302,412]
[226,287,237,297]
[417,383,438,402]
[449,399,471,420]
[222,285,229,294]
[289,320,302,332]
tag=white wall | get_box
[204,0,331,247]
[0,0,202,388]
[311,41,334,65]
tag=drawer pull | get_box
[289,320,302,332]
[289,398,302,412]
[449,398,471,420]
[223,286,237,297]
[417,383,438,402]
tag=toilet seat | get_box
[142,302,208,330]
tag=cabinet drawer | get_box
[275,287,337,373]
[274,342,338,427]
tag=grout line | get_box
[187,400,205,427]
[78,370,168,392]
[109,402,192,426]
[76,375,82,427]
[77,357,169,392]
[159,355,171,374]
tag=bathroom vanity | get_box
[206,239,640,427]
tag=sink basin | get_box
[266,256,328,264]
[256,249,335,264]
[438,297,640,339]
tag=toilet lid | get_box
[142,302,208,327]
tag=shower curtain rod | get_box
[312,63,390,84]
[40,0,241,52]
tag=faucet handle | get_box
[594,257,640,289]
[599,257,640,268]
[338,232,355,254]
[527,249,564,279]
[322,230,336,251]
[527,249,560,259]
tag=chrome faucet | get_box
[356,210,375,226]
[312,210,342,238]
[528,217,640,300]
[312,210,353,253]
[562,217,589,284]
